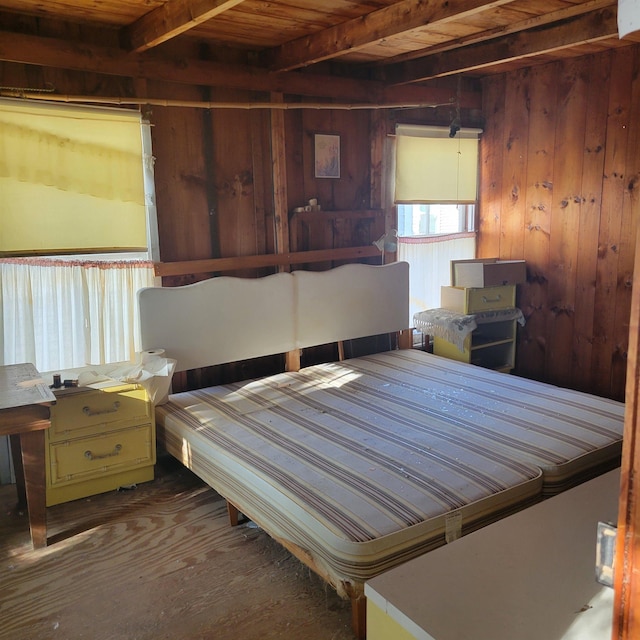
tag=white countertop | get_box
[365,469,620,640]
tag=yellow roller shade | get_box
[0,98,147,255]
[395,124,481,204]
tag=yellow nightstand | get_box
[45,379,155,506]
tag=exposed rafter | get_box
[121,0,247,52]
[0,1,632,90]
[266,0,513,72]
[0,30,480,108]
[381,7,618,84]
[376,0,615,67]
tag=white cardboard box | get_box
[452,258,526,288]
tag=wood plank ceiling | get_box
[0,1,638,107]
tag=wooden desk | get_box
[0,363,55,549]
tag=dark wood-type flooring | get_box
[0,456,354,640]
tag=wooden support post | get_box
[370,110,397,261]
[612,221,640,639]
[201,86,221,261]
[370,110,385,211]
[270,92,290,271]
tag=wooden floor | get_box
[0,456,354,640]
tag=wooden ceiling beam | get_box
[378,0,615,67]
[382,7,618,84]
[0,30,480,109]
[267,0,513,72]
[121,0,247,53]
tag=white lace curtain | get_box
[398,233,476,320]
[0,258,155,372]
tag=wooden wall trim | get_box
[154,245,384,277]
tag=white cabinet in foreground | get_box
[365,469,619,640]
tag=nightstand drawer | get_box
[441,285,516,313]
[51,384,151,439]
[48,424,154,486]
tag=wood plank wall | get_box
[479,45,640,401]
[6,33,639,401]
[147,88,380,283]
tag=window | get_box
[394,124,481,317]
[0,98,158,257]
[0,98,158,372]
[397,204,475,237]
[394,124,480,205]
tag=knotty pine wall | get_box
[479,45,640,401]
[146,82,278,276]
[3,42,640,399]
[149,90,378,283]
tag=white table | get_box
[365,469,620,640]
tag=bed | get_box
[138,262,624,639]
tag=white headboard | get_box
[293,262,409,349]
[138,271,296,372]
[138,261,409,373]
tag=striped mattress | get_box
[156,350,624,595]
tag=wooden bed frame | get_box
[138,262,623,640]
[139,262,410,637]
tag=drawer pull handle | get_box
[84,444,122,461]
[83,401,120,416]
[481,295,502,303]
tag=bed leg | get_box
[398,328,413,350]
[226,501,241,526]
[351,595,366,640]
[285,348,301,372]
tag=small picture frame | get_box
[314,133,340,179]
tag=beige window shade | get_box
[395,124,481,204]
[0,98,148,255]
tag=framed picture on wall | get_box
[314,133,340,179]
